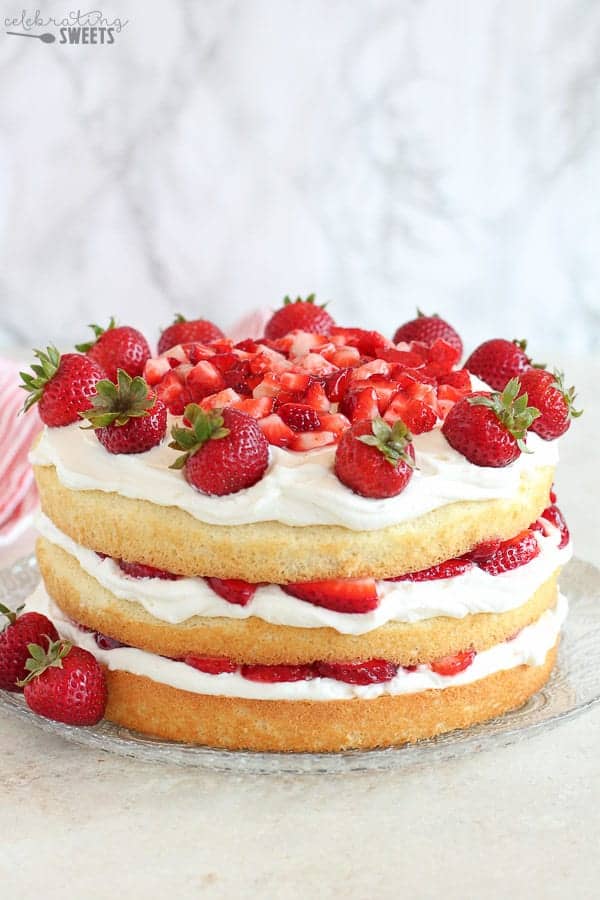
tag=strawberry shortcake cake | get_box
[1,299,579,751]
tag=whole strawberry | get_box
[442,378,540,467]
[465,338,531,391]
[76,318,151,381]
[264,294,335,340]
[393,310,463,356]
[157,314,224,355]
[334,416,415,498]
[169,404,269,495]
[79,370,167,454]
[517,369,581,440]
[0,605,59,692]
[20,639,107,726]
[20,347,105,426]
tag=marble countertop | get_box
[1,357,599,900]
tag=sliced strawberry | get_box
[315,659,398,685]
[430,649,476,676]
[287,331,331,358]
[318,412,351,435]
[241,663,315,683]
[184,656,237,675]
[283,577,378,613]
[118,560,181,580]
[353,359,391,380]
[301,381,330,411]
[320,367,353,402]
[330,347,361,367]
[541,504,570,549]
[258,414,295,447]
[249,347,289,375]
[182,343,216,364]
[280,371,313,393]
[205,577,259,606]
[186,361,226,401]
[155,370,186,415]
[471,530,540,575]
[278,403,322,432]
[401,398,437,434]
[421,338,461,377]
[253,373,281,398]
[439,369,472,392]
[330,327,391,357]
[388,558,474,582]
[340,386,379,422]
[289,431,336,451]
[379,347,425,367]
[299,353,337,375]
[231,397,274,418]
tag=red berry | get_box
[264,295,335,340]
[465,338,531,391]
[430,649,475,676]
[93,631,125,650]
[441,379,540,467]
[0,608,59,692]
[334,417,415,498]
[470,529,540,575]
[20,348,105,427]
[517,369,581,440]
[206,577,258,606]
[401,398,437,435]
[542,504,570,549]
[184,655,237,675]
[77,320,151,381]
[170,406,269,496]
[283,578,379,613]
[315,659,398,685]
[257,413,294,448]
[278,403,322,432]
[22,641,107,726]
[97,397,167,454]
[118,559,181,580]
[241,663,315,683]
[387,558,474,582]
[393,312,463,356]
[158,315,224,355]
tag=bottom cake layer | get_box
[102,646,557,752]
[23,583,564,751]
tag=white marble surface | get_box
[0,356,598,899]
[1,0,600,353]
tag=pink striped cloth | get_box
[0,359,41,546]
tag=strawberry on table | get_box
[20,639,107,726]
[0,605,59,692]
[169,404,269,495]
[441,378,540,467]
[283,578,379,613]
[20,347,105,426]
[157,314,224,355]
[517,369,582,440]
[393,310,463,356]
[465,338,531,391]
[76,318,151,381]
[264,294,335,340]
[79,370,167,454]
[334,416,415,498]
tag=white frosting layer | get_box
[24,585,567,701]
[37,513,572,633]
[30,418,558,531]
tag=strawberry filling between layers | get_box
[22,585,568,701]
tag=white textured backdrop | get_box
[0,0,599,356]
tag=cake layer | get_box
[38,537,561,665]
[23,583,562,750]
[34,462,555,581]
[37,512,571,632]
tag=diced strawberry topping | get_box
[315,659,398,685]
[186,361,226,401]
[199,388,242,410]
[289,431,336,451]
[258,414,295,447]
[205,577,259,606]
[278,403,322,432]
[429,649,476,676]
[231,397,274,418]
[184,656,238,675]
[283,578,379,613]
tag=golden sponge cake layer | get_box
[38,537,559,666]
[102,645,557,751]
[35,463,554,582]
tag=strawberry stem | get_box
[17,638,72,687]
[79,369,155,429]
[168,404,230,469]
[357,416,415,467]
[75,317,116,353]
[468,377,540,452]
[19,346,62,413]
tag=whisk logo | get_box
[5,9,129,44]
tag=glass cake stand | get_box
[1,554,599,775]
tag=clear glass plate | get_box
[1,554,599,774]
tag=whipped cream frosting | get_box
[38,513,572,633]
[23,585,567,701]
[30,416,559,531]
